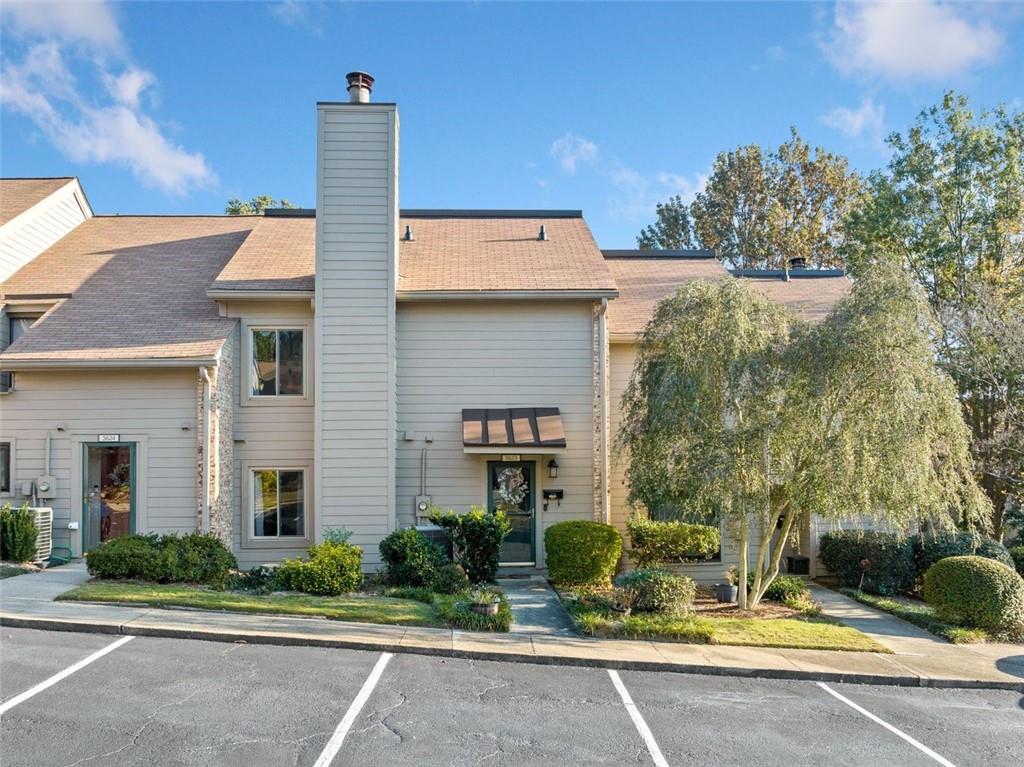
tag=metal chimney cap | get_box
[345,71,374,103]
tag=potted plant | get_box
[715,566,739,603]
[468,590,501,616]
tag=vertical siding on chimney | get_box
[315,104,398,564]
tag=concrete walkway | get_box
[497,576,575,636]
[2,563,1022,691]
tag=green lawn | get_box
[58,581,445,628]
[566,599,889,652]
[838,588,989,644]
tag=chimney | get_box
[346,71,374,103]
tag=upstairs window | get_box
[251,328,304,397]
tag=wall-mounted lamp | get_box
[547,458,559,479]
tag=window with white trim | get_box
[251,328,304,397]
[0,442,10,494]
[251,468,305,538]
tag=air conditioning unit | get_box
[32,507,53,565]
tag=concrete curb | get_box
[5,613,1022,693]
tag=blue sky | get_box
[2,1,1022,247]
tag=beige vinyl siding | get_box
[315,105,398,567]
[396,301,596,567]
[0,182,90,282]
[221,301,315,568]
[609,341,762,584]
[0,369,198,553]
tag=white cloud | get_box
[607,165,707,223]
[822,97,886,146]
[550,133,598,174]
[824,1,1003,81]
[269,1,325,34]
[0,2,215,193]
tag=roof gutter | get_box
[206,289,315,300]
[0,357,220,371]
[397,289,619,301]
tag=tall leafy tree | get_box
[845,92,1024,535]
[225,195,297,215]
[617,269,987,608]
[637,129,862,270]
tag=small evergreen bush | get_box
[748,573,809,602]
[544,520,622,586]
[85,534,161,579]
[923,555,1024,632]
[430,507,511,584]
[432,563,470,594]
[1010,546,1024,578]
[625,516,720,568]
[911,532,1015,576]
[85,532,236,586]
[614,569,696,614]
[278,541,363,596]
[0,503,38,563]
[379,527,447,587]
[819,530,915,595]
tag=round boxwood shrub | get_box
[544,520,622,586]
[432,563,470,594]
[614,569,696,614]
[85,534,162,580]
[1010,546,1024,578]
[278,541,363,596]
[747,573,808,602]
[923,555,1024,632]
[912,532,1015,576]
[0,503,38,563]
[379,527,447,587]
[818,530,915,595]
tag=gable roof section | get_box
[605,250,852,337]
[0,216,253,366]
[210,210,617,297]
[0,178,75,226]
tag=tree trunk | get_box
[737,514,749,610]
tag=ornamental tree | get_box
[617,269,988,608]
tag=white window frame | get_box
[243,465,312,549]
[240,320,312,407]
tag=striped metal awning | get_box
[462,407,566,449]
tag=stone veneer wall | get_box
[591,301,609,523]
[195,329,235,545]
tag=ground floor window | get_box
[252,468,305,538]
[0,441,10,493]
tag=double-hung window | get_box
[0,442,11,494]
[251,328,304,397]
[251,468,305,538]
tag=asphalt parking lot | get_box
[1,627,1021,766]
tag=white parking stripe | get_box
[816,682,956,767]
[313,652,393,767]
[608,669,669,767]
[0,635,134,716]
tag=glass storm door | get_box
[488,461,535,565]
[83,443,136,551]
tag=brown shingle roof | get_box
[210,213,617,295]
[0,178,73,226]
[212,217,315,292]
[605,254,852,336]
[0,216,253,363]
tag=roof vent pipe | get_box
[346,71,374,103]
[403,225,414,241]
[539,224,548,241]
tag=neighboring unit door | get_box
[488,461,535,565]
[83,443,136,551]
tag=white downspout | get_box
[199,366,212,533]
[598,297,610,523]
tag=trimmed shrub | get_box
[819,530,915,595]
[923,555,1024,632]
[625,516,720,568]
[614,569,696,614]
[0,503,38,563]
[1010,546,1024,578]
[748,573,809,602]
[545,520,622,586]
[278,541,363,596]
[430,507,511,584]
[432,563,470,595]
[379,527,447,587]
[227,565,282,594]
[85,532,236,586]
[912,532,1015,576]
